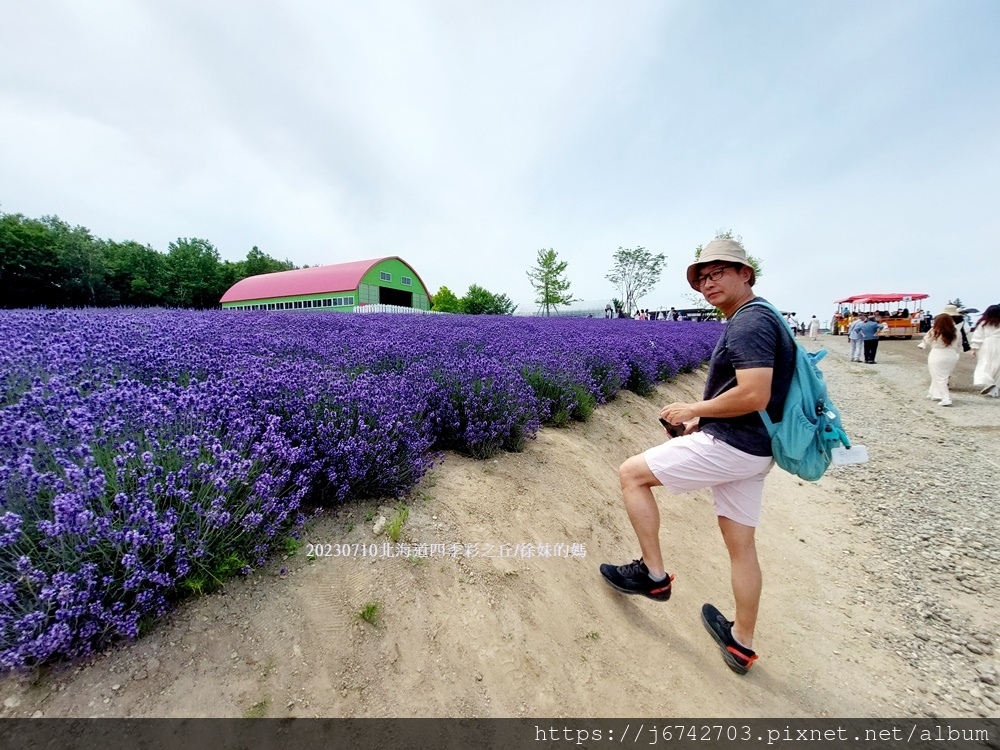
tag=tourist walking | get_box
[786,314,799,337]
[807,315,821,341]
[848,314,866,362]
[971,305,1000,397]
[599,238,794,675]
[942,304,971,352]
[920,313,962,406]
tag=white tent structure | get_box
[515,299,616,318]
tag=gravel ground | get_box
[810,333,999,718]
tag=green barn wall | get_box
[221,291,355,310]
[359,258,430,310]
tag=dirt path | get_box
[2,333,997,718]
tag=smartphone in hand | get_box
[659,417,685,439]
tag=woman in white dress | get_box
[921,313,962,406]
[808,315,821,340]
[971,304,1000,397]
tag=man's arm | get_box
[660,367,773,424]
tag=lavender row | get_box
[0,310,722,669]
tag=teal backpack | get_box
[735,300,851,481]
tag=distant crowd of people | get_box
[782,314,822,341]
[603,305,714,322]
[837,303,1000,406]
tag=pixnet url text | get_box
[532,724,991,745]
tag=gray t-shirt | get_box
[699,298,796,457]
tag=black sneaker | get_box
[599,558,674,601]
[701,603,758,674]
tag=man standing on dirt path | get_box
[848,314,867,362]
[599,238,795,675]
[859,315,882,364]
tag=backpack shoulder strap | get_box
[730,299,798,434]
[731,300,795,346]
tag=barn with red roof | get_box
[220,256,431,312]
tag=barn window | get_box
[401,276,412,286]
[380,271,391,282]
[294,301,303,309]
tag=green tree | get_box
[606,246,666,315]
[527,247,574,316]
[104,240,169,306]
[240,245,296,277]
[430,285,461,312]
[460,284,518,315]
[0,212,63,308]
[46,216,107,306]
[165,238,223,308]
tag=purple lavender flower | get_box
[0,308,720,670]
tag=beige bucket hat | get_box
[940,304,961,316]
[686,238,756,291]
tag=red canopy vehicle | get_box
[831,293,929,338]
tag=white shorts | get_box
[643,431,774,527]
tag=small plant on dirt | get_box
[364,509,377,523]
[258,655,277,680]
[346,522,355,533]
[358,601,381,625]
[586,631,600,640]
[243,698,269,718]
[386,502,409,543]
[179,552,248,596]
[281,536,303,555]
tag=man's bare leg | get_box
[619,454,665,577]
[717,516,760,648]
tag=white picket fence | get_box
[352,304,441,315]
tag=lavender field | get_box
[0,309,722,670]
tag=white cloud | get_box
[2,0,998,318]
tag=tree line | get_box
[0,209,522,313]
[0,211,296,309]
[2,207,755,316]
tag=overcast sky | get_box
[2,0,998,319]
